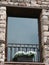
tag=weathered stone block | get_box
[1,1,8,5]
[7,2,14,5]
[0,43,5,62]
[26,3,30,6]
[1,15,6,20]
[0,7,6,10]
[0,29,5,33]
[43,25,48,31]
[0,20,6,24]
[42,12,49,16]
[43,21,49,25]
[45,0,49,2]
[42,2,49,5]
[37,0,42,4]
[43,37,47,43]
[0,24,6,27]
[0,33,5,41]
[0,54,3,59]
[41,15,48,20]
[43,32,49,36]
[24,0,31,3]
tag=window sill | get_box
[4,62,45,65]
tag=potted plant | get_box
[12,51,36,62]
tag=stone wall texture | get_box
[0,0,49,65]
[0,6,6,64]
[40,9,49,65]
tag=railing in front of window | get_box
[7,43,40,62]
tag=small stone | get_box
[43,25,48,31]
[43,37,47,43]
[18,3,26,6]
[43,32,49,36]
[1,7,6,10]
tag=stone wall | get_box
[0,0,49,8]
[40,9,49,65]
[0,6,6,64]
[0,0,49,65]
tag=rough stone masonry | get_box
[0,0,49,65]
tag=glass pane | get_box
[7,17,39,44]
[7,17,40,61]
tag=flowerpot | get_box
[13,56,33,62]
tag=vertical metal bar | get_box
[10,47,12,61]
[26,47,27,52]
[7,46,8,61]
[36,45,38,62]
[37,48,40,62]
[33,48,35,62]
[36,44,40,62]
[18,47,20,51]
[30,47,31,51]
[14,47,16,54]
